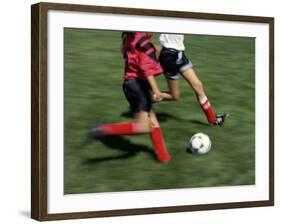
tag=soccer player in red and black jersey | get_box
[90,32,170,163]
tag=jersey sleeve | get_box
[139,52,163,78]
[134,33,163,77]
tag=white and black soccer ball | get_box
[188,133,211,155]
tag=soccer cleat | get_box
[213,113,229,126]
[88,128,105,140]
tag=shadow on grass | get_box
[120,110,185,122]
[82,135,156,165]
[187,119,210,126]
[186,147,193,154]
[120,110,209,126]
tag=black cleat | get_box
[213,113,229,126]
[88,128,105,140]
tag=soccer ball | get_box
[188,133,211,155]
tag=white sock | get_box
[199,96,208,105]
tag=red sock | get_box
[100,122,138,135]
[200,97,216,124]
[150,127,170,162]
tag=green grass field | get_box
[64,29,255,194]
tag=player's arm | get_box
[136,33,164,101]
[154,44,162,58]
[146,75,163,102]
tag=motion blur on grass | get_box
[64,28,255,194]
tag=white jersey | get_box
[159,34,185,51]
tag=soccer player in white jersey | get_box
[158,34,228,125]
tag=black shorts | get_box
[159,47,193,80]
[123,79,152,113]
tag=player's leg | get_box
[92,111,151,138]
[148,109,160,128]
[133,111,152,133]
[181,68,216,124]
[181,68,228,125]
[90,79,152,137]
[181,68,205,100]
[90,108,151,139]
[158,48,181,101]
[153,78,179,101]
[149,110,170,162]
[164,78,180,100]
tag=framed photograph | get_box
[31,2,274,221]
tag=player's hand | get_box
[153,92,163,102]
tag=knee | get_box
[150,119,160,128]
[140,121,151,133]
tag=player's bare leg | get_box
[89,110,170,162]
[181,68,205,101]
[152,78,180,101]
[162,79,180,100]
[133,111,152,133]
[181,68,227,125]
[149,110,160,128]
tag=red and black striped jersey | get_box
[121,32,163,80]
